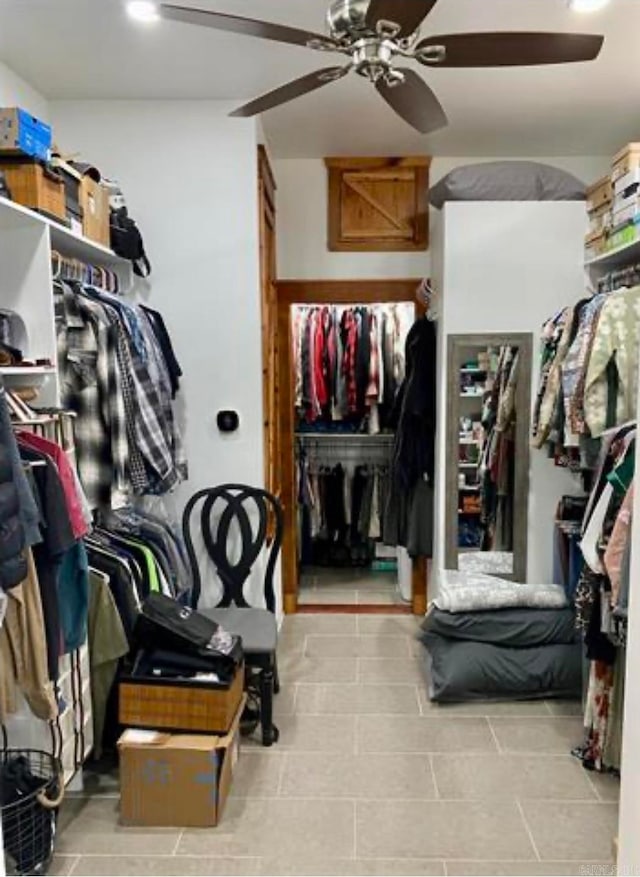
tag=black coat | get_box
[0,438,27,590]
[391,317,437,489]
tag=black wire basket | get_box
[1,749,64,876]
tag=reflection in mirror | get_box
[446,333,532,582]
[457,345,519,576]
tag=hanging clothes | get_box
[572,423,636,773]
[384,315,437,558]
[533,286,640,474]
[55,281,187,509]
[293,303,413,431]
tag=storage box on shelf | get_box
[50,155,83,234]
[0,107,51,161]
[0,159,65,221]
[80,176,109,246]
[586,175,613,213]
[611,142,640,184]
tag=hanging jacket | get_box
[0,439,27,591]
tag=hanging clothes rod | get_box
[296,433,394,442]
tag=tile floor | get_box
[50,613,620,877]
[298,566,407,606]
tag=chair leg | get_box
[273,655,280,695]
[259,665,278,746]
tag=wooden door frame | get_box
[275,278,429,616]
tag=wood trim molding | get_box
[277,278,423,305]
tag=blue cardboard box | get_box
[0,107,52,161]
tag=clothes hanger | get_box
[416,278,438,321]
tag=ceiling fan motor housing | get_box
[327,0,370,38]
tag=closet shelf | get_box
[459,485,480,491]
[585,235,640,270]
[460,391,485,398]
[0,366,56,376]
[459,437,481,445]
[458,462,478,468]
[0,195,128,266]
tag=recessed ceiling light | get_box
[126,1,160,23]
[568,0,611,12]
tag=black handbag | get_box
[134,594,243,677]
[109,206,151,277]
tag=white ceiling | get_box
[1,0,639,157]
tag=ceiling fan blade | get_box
[415,32,604,67]
[160,4,338,50]
[229,67,350,118]
[376,69,448,134]
[366,0,439,38]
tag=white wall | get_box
[274,156,609,281]
[0,60,49,121]
[51,100,264,502]
[433,201,587,587]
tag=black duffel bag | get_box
[134,594,243,681]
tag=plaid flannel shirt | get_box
[57,285,129,509]
[137,308,187,490]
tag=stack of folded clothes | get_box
[419,571,582,703]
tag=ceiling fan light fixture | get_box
[568,0,611,12]
[126,1,160,24]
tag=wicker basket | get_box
[1,749,64,876]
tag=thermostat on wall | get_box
[217,410,239,433]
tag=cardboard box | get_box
[0,108,52,161]
[0,159,65,220]
[586,175,613,212]
[119,658,244,735]
[80,177,110,246]
[584,229,607,260]
[118,697,244,828]
[614,168,640,197]
[588,202,612,235]
[612,143,640,183]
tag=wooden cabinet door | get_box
[326,156,431,252]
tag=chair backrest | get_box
[182,484,283,612]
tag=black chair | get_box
[182,484,283,746]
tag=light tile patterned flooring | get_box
[298,567,407,605]
[51,614,620,876]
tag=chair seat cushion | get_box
[201,607,277,654]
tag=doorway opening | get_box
[274,279,429,615]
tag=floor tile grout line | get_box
[428,753,441,800]
[486,717,503,754]
[276,751,287,797]
[353,798,358,860]
[584,770,604,802]
[66,855,80,876]
[171,828,183,856]
[515,797,542,862]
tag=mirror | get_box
[445,333,533,581]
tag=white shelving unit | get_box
[0,195,126,786]
[0,195,132,406]
[585,235,640,270]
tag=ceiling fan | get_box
[159,0,604,133]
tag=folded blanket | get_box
[421,634,582,703]
[433,570,568,614]
[421,606,578,648]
